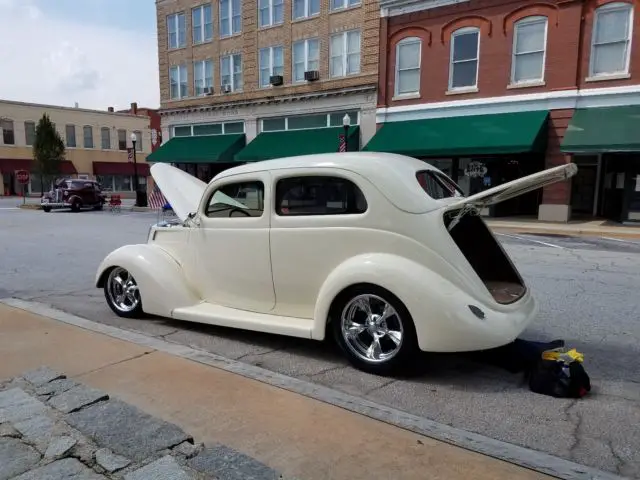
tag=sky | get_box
[0,0,159,110]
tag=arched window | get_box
[590,2,634,77]
[394,37,421,96]
[449,27,480,90]
[511,16,548,85]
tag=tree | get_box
[33,113,65,193]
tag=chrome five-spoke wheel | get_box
[104,267,143,318]
[333,286,418,375]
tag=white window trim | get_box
[192,4,213,44]
[292,0,319,20]
[169,64,188,100]
[220,0,241,37]
[167,12,186,49]
[100,127,111,150]
[292,38,319,83]
[259,0,284,27]
[259,46,284,87]
[394,37,422,97]
[448,26,480,92]
[172,122,245,137]
[194,59,214,96]
[588,2,634,79]
[330,0,361,12]
[510,16,548,86]
[330,30,361,78]
[259,111,361,132]
[220,54,243,91]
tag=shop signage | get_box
[464,161,488,178]
[15,170,30,184]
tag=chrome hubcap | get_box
[106,267,140,313]
[340,294,404,364]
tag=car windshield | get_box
[416,170,464,199]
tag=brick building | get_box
[150,0,380,180]
[0,100,158,198]
[364,0,640,223]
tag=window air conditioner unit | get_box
[269,75,283,86]
[205,87,214,95]
[222,84,232,93]
[304,70,319,81]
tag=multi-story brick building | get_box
[364,0,640,223]
[150,0,379,180]
[0,100,160,198]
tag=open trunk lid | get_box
[447,163,578,211]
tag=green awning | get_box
[146,134,245,164]
[561,106,640,153]
[363,111,549,157]
[235,126,360,162]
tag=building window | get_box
[83,126,93,148]
[511,16,547,84]
[292,0,319,20]
[221,54,242,91]
[292,38,320,82]
[118,129,127,150]
[194,59,214,95]
[1,119,14,145]
[261,111,358,132]
[590,2,634,78]
[167,12,186,49]
[275,176,367,216]
[170,64,188,99]
[449,27,480,90]
[133,130,142,151]
[395,37,421,96]
[173,121,245,137]
[220,0,241,37]
[192,4,213,44]
[259,46,284,87]
[24,121,35,146]
[65,125,76,148]
[101,127,111,149]
[330,0,360,11]
[259,0,284,27]
[330,30,361,78]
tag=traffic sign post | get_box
[15,170,30,205]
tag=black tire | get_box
[103,267,144,318]
[93,203,103,211]
[42,206,51,213]
[71,200,81,212]
[331,284,419,376]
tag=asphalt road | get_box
[1,199,639,478]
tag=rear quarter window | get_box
[275,176,368,216]
[416,170,464,199]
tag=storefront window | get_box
[114,175,132,192]
[194,124,223,136]
[224,122,244,134]
[96,175,115,191]
[260,111,360,132]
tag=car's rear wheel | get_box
[71,200,81,212]
[93,203,103,211]
[332,285,419,376]
[42,206,51,213]
[104,267,143,318]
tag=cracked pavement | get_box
[1,201,639,477]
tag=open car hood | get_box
[150,163,250,222]
[448,163,578,210]
[150,164,206,221]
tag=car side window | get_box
[206,181,265,218]
[275,176,367,216]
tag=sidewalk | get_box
[0,304,550,480]
[486,217,640,239]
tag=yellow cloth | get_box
[541,348,584,363]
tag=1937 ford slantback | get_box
[96,152,577,374]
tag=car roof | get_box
[214,152,444,214]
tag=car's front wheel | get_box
[332,285,419,376]
[104,267,143,318]
[42,206,51,213]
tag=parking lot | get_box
[1,199,639,477]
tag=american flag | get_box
[338,133,346,152]
[148,183,168,210]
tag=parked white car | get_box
[96,152,577,374]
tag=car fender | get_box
[96,244,200,317]
[312,253,460,346]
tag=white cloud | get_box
[0,0,159,110]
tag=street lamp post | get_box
[342,113,351,152]
[130,132,147,207]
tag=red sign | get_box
[15,170,30,184]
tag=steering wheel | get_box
[228,207,251,217]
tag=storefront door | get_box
[570,156,598,216]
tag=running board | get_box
[171,303,314,339]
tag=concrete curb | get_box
[488,225,640,240]
[0,298,625,480]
